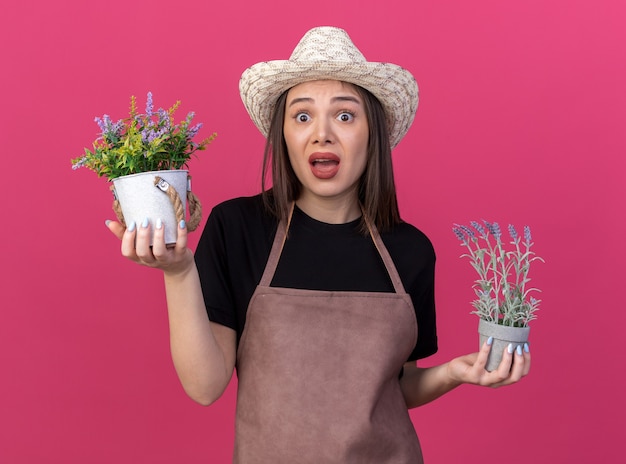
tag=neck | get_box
[295,194,361,224]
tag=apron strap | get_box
[259,203,407,294]
[363,217,407,294]
[258,203,294,287]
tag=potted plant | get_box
[71,92,216,244]
[452,221,544,371]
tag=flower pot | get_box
[478,319,530,372]
[112,170,189,245]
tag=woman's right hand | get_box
[105,218,195,277]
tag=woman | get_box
[107,27,530,463]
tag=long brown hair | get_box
[261,82,401,233]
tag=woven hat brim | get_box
[240,60,418,148]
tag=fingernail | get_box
[128,221,136,232]
[142,218,149,228]
[156,218,162,230]
[516,345,523,356]
[507,343,514,354]
[179,220,186,229]
[487,336,493,346]
[524,343,530,353]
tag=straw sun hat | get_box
[239,26,419,148]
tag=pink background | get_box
[2,0,625,462]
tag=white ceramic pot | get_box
[112,170,188,245]
[478,319,530,372]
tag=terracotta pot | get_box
[112,170,188,245]
[478,319,530,372]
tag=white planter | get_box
[112,170,189,245]
[478,319,530,372]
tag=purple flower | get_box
[102,114,112,131]
[142,125,166,143]
[111,119,124,136]
[95,114,124,141]
[470,221,488,239]
[188,122,203,138]
[153,128,167,142]
[484,220,502,240]
[145,92,154,116]
[141,120,155,142]
[452,226,468,245]
[459,224,476,239]
[524,225,532,244]
[72,156,88,170]
[508,224,519,242]
[94,116,106,132]
[157,108,170,124]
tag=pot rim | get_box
[111,169,189,183]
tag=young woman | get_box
[107,27,530,463]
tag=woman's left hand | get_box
[447,339,531,388]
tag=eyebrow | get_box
[287,95,362,107]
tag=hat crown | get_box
[240,26,418,148]
[289,27,367,63]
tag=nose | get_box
[312,117,334,145]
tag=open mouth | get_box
[309,153,340,179]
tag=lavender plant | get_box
[452,221,544,327]
[71,92,216,180]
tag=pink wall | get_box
[2,1,624,462]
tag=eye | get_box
[295,112,310,123]
[337,111,354,122]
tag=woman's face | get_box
[283,80,369,214]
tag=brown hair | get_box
[261,82,401,233]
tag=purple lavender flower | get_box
[111,119,124,136]
[470,221,488,239]
[94,116,106,133]
[72,156,88,170]
[508,224,519,242]
[524,225,532,244]
[134,115,146,131]
[484,220,502,240]
[452,226,468,245]
[102,114,112,132]
[459,224,476,240]
[149,128,167,143]
[141,119,155,142]
[142,124,160,143]
[188,122,203,138]
[145,92,154,116]
[95,114,124,142]
[157,108,170,127]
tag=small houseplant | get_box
[452,221,544,371]
[72,92,216,243]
